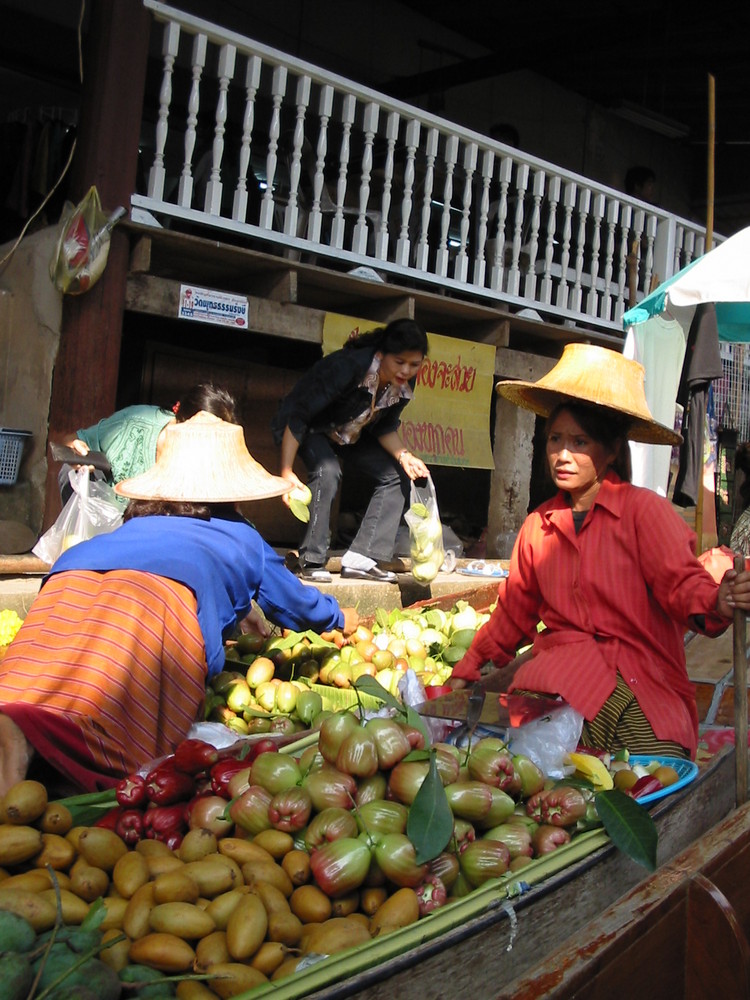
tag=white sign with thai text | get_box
[178,285,249,328]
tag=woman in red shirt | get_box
[450,344,750,758]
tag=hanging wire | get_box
[0,0,85,273]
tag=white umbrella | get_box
[622,225,750,342]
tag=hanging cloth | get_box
[624,314,686,495]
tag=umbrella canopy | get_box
[622,226,750,342]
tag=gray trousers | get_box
[297,432,411,566]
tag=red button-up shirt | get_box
[453,472,729,757]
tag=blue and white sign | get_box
[178,284,249,328]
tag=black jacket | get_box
[271,346,413,445]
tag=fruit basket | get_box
[627,754,699,805]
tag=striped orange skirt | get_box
[0,570,207,789]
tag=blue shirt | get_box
[47,514,344,677]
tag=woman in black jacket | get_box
[272,319,429,582]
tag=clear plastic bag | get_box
[33,467,123,564]
[405,474,445,584]
[507,704,584,779]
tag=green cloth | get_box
[77,404,174,484]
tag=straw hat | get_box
[115,411,292,502]
[495,343,682,446]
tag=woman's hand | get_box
[69,438,91,457]
[340,607,359,636]
[238,604,272,639]
[399,451,429,480]
[718,564,750,618]
[279,470,307,509]
[448,675,468,690]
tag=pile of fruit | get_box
[0,609,23,647]
[207,601,490,737]
[567,750,682,799]
[0,702,616,999]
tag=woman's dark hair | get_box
[545,401,632,482]
[343,318,428,358]
[175,383,237,423]
[123,499,211,521]
[123,500,242,523]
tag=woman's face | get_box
[377,349,424,388]
[546,408,616,511]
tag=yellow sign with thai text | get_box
[322,313,496,469]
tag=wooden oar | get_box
[733,553,748,805]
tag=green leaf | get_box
[595,788,658,871]
[375,607,389,629]
[54,788,118,827]
[407,751,453,863]
[354,675,401,711]
[80,897,106,933]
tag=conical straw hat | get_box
[115,411,291,502]
[495,343,682,446]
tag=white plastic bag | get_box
[33,467,123,564]
[507,704,584,779]
[405,474,445,584]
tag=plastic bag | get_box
[507,703,584,779]
[49,186,125,295]
[33,467,123,564]
[405,474,445,584]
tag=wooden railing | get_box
[133,1,713,336]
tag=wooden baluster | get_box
[685,230,696,264]
[615,204,632,323]
[259,66,288,230]
[539,175,560,305]
[586,192,605,316]
[523,168,545,299]
[454,141,477,282]
[283,74,311,237]
[435,135,459,278]
[375,111,400,260]
[232,55,261,223]
[352,102,379,255]
[673,224,685,272]
[307,85,333,244]
[414,126,438,271]
[473,148,494,286]
[643,213,657,291]
[148,21,180,201]
[570,187,590,313]
[330,93,356,250]
[395,119,420,267]
[627,208,645,302]
[178,33,207,209]
[490,155,512,291]
[601,199,619,322]
[203,44,236,216]
[555,181,577,310]
[506,163,529,296]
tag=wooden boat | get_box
[290,747,735,1000]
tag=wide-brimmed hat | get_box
[495,343,682,446]
[115,411,291,502]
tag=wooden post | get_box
[706,74,716,252]
[694,74,717,549]
[734,554,748,806]
[43,0,152,529]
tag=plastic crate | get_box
[0,429,32,485]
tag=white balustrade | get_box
[137,1,717,337]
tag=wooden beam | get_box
[129,237,152,274]
[246,269,298,303]
[124,274,324,344]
